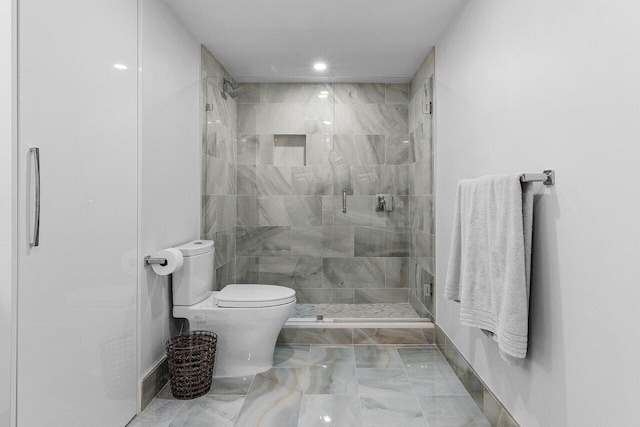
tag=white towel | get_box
[444,174,534,364]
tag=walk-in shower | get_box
[201,47,435,328]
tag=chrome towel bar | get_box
[520,170,555,185]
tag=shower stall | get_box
[201,47,435,326]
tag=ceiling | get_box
[164,0,467,82]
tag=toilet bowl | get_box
[171,240,295,377]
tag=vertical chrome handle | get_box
[342,188,347,213]
[30,147,40,247]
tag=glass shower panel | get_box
[229,75,432,322]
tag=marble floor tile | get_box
[128,385,184,427]
[417,395,491,427]
[357,369,426,427]
[273,345,310,368]
[208,375,254,395]
[354,346,403,369]
[398,346,457,379]
[168,395,245,427]
[410,376,469,397]
[305,364,358,395]
[299,395,363,427]
[235,367,306,427]
[309,346,356,367]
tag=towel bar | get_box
[520,170,555,185]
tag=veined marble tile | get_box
[291,165,333,195]
[385,83,409,104]
[334,104,355,134]
[261,83,334,104]
[331,288,355,303]
[354,226,410,257]
[397,346,456,379]
[203,155,235,195]
[357,369,426,427]
[256,165,292,195]
[258,195,322,226]
[332,135,385,165]
[321,226,355,257]
[237,104,256,133]
[334,83,385,104]
[291,227,324,257]
[274,345,310,368]
[236,134,258,165]
[235,257,259,283]
[213,227,235,266]
[323,257,385,289]
[235,368,306,427]
[322,196,380,227]
[304,364,358,395]
[354,289,409,304]
[295,288,333,304]
[410,52,434,100]
[411,157,433,196]
[299,395,362,427]
[387,195,408,227]
[205,122,235,163]
[385,257,409,288]
[168,395,245,427]
[385,135,410,165]
[237,164,258,196]
[354,346,403,369]
[410,229,433,264]
[309,346,356,367]
[256,104,334,135]
[306,134,333,165]
[417,395,490,427]
[353,327,431,345]
[353,104,408,135]
[128,385,185,427]
[351,165,383,195]
[209,376,254,395]
[277,328,353,345]
[236,195,258,226]
[259,256,322,289]
[216,260,236,289]
[332,164,353,195]
[201,195,235,235]
[410,376,469,397]
[394,165,410,195]
[236,226,291,256]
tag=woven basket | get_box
[166,331,217,399]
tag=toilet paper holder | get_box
[144,255,167,267]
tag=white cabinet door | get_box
[17,1,138,425]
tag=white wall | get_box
[139,0,201,385]
[0,0,14,425]
[435,1,640,426]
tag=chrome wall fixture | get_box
[29,147,41,247]
[144,255,167,267]
[342,188,347,213]
[520,170,555,185]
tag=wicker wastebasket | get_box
[166,331,217,399]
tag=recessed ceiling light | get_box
[322,121,332,125]
[320,90,329,95]
[318,94,328,99]
[113,64,128,70]
[313,62,327,71]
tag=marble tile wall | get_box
[201,46,238,289]
[407,49,436,319]
[235,82,416,306]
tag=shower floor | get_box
[291,303,422,320]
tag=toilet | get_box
[171,240,295,377]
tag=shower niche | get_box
[271,135,307,166]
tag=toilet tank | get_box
[172,240,215,306]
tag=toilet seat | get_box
[214,284,296,308]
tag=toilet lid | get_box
[214,284,296,308]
